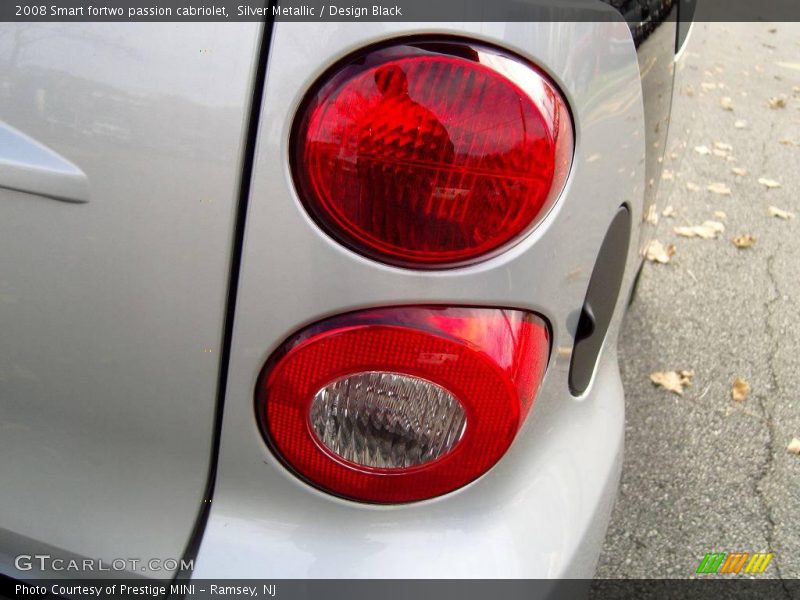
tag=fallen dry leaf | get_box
[734,120,748,129]
[776,61,800,71]
[645,204,659,225]
[779,138,797,146]
[645,240,676,264]
[720,96,735,111]
[768,96,787,109]
[758,177,782,189]
[701,82,717,91]
[650,370,694,396]
[662,169,675,180]
[714,210,728,220]
[732,377,750,402]
[788,438,800,455]
[674,220,726,239]
[714,141,733,151]
[733,234,756,249]
[694,145,712,155]
[712,148,729,158]
[731,167,747,176]
[687,182,701,192]
[707,182,732,195]
[768,206,795,220]
[662,205,676,218]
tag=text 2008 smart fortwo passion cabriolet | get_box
[0,0,684,582]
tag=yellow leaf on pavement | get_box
[650,370,694,396]
[674,221,726,239]
[645,240,676,264]
[733,234,756,249]
[758,177,781,188]
[768,96,787,109]
[787,438,800,455]
[768,206,795,220]
[645,204,659,225]
[732,377,750,402]
[707,182,732,195]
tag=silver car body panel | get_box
[0,23,261,575]
[191,16,645,578]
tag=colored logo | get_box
[696,552,774,574]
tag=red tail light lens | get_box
[292,40,573,268]
[258,307,550,503]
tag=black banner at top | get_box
[1,0,799,23]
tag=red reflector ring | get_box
[292,40,574,268]
[258,307,550,503]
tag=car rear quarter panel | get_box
[192,15,646,578]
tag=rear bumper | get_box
[191,353,624,578]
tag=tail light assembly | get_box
[258,307,550,503]
[292,39,573,268]
[260,39,565,503]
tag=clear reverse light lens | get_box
[309,371,467,469]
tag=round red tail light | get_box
[292,40,573,268]
[258,306,550,503]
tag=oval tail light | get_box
[292,40,574,268]
[258,306,550,503]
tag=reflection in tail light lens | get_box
[292,40,573,267]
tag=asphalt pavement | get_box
[596,22,800,581]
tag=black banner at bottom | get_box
[3,577,800,600]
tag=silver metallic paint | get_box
[635,15,678,255]
[0,23,262,577]
[192,17,645,578]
